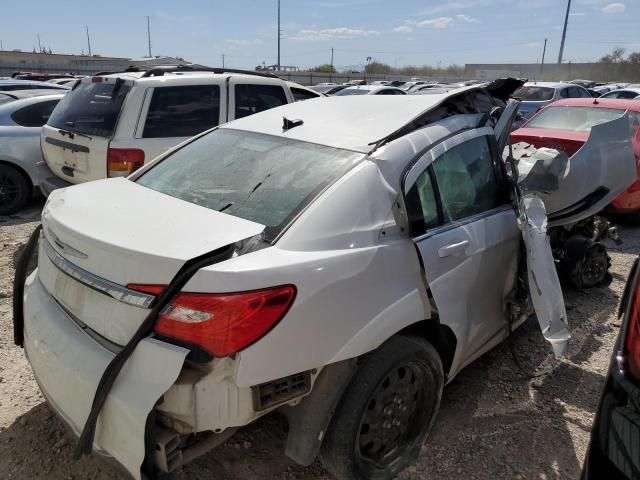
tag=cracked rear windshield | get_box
[513,86,555,101]
[526,106,625,133]
[136,128,362,233]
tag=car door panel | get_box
[404,128,520,375]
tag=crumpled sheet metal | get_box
[519,194,571,357]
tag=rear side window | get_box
[10,99,59,127]
[137,128,361,239]
[291,87,320,102]
[143,85,220,138]
[235,84,288,119]
[432,136,502,222]
[48,78,130,137]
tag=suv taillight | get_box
[128,284,296,357]
[107,148,145,177]
[624,277,640,382]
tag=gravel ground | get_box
[1,197,638,480]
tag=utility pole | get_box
[330,47,334,72]
[37,34,42,53]
[557,0,571,64]
[277,0,281,70]
[540,38,547,74]
[86,25,92,56]
[222,54,225,68]
[146,16,152,58]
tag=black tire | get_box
[568,243,611,289]
[0,164,31,216]
[320,335,444,480]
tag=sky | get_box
[2,0,639,70]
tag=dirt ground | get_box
[1,197,638,480]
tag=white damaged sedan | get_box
[15,80,635,480]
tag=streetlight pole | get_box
[86,25,92,56]
[222,54,225,68]
[277,0,281,70]
[557,0,571,64]
[540,38,547,75]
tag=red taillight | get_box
[624,280,640,382]
[92,76,103,83]
[135,285,296,357]
[107,148,145,177]
[127,284,167,296]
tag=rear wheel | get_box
[320,335,444,480]
[0,164,30,216]
[568,243,611,289]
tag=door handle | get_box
[438,240,470,258]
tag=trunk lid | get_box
[41,76,133,184]
[511,128,588,157]
[39,178,265,345]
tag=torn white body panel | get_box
[23,269,188,480]
[518,195,571,357]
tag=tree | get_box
[628,52,640,64]
[364,61,392,74]
[312,64,336,73]
[599,47,627,64]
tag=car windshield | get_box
[334,88,370,96]
[136,128,362,239]
[47,78,130,137]
[513,86,555,101]
[526,106,625,133]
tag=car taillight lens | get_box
[624,279,640,382]
[129,284,296,357]
[107,148,145,177]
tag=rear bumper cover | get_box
[23,270,188,479]
[37,162,73,197]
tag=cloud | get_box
[602,2,626,13]
[225,39,264,47]
[392,25,413,33]
[291,27,381,41]
[455,14,478,22]
[415,17,454,29]
[525,42,542,48]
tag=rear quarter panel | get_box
[0,126,42,185]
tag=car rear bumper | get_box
[37,162,73,197]
[23,269,188,480]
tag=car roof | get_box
[549,98,640,111]
[221,88,481,152]
[522,82,571,89]
[0,93,64,114]
[101,71,284,83]
[0,79,69,89]
[603,88,640,95]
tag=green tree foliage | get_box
[312,64,337,73]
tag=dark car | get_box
[582,257,640,479]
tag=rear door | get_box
[404,128,520,372]
[41,76,133,184]
[129,83,224,162]
[228,77,292,121]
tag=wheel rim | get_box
[0,171,20,207]
[581,247,608,286]
[356,361,431,474]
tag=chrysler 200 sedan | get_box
[15,81,635,480]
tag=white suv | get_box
[39,67,315,194]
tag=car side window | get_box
[432,135,503,222]
[235,84,288,119]
[10,100,59,127]
[578,88,592,98]
[143,85,220,138]
[559,88,569,98]
[406,169,439,235]
[618,91,638,99]
[291,87,319,101]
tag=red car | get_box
[512,98,640,220]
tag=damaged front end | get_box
[506,113,636,356]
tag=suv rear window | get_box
[48,78,131,137]
[526,106,625,133]
[136,128,362,240]
[235,84,287,119]
[143,85,220,138]
[513,86,555,101]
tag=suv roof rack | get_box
[140,65,281,79]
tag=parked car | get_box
[47,78,80,86]
[0,93,14,106]
[0,79,70,92]
[39,67,302,195]
[333,85,406,96]
[570,79,597,89]
[600,88,640,100]
[12,72,75,81]
[0,94,63,214]
[309,84,348,95]
[511,98,640,221]
[512,82,592,127]
[15,81,634,480]
[581,256,640,480]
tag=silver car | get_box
[0,94,63,214]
